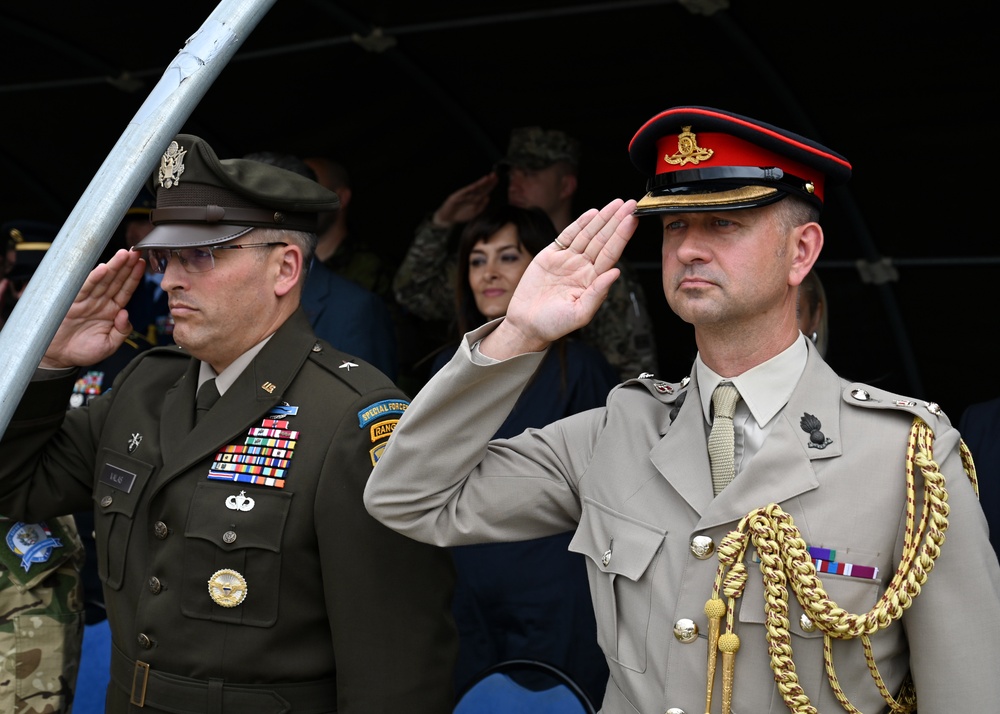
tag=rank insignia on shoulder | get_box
[207,417,299,488]
[339,360,359,371]
[358,399,409,428]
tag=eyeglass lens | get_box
[146,247,215,274]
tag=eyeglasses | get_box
[146,242,288,274]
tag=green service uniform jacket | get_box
[365,322,1000,714]
[0,309,456,714]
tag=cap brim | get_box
[634,185,787,216]
[134,224,254,249]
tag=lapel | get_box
[649,370,713,516]
[651,345,845,529]
[699,344,844,529]
[153,309,317,487]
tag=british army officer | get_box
[365,107,1000,713]
[0,135,456,713]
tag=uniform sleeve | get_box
[900,421,1000,711]
[364,324,603,547]
[318,384,457,713]
[391,219,458,322]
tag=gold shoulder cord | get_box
[701,418,979,714]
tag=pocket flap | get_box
[569,499,664,581]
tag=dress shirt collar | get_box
[197,334,274,396]
[695,333,808,429]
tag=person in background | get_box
[393,126,658,385]
[365,106,1000,713]
[433,204,616,705]
[0,135,457,713]
[0,220,86,714]
[245,151,399,380]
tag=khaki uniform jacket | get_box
[365,323,1000,714]
[0,309,457,714]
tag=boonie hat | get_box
[629,106,851,215]
[136,134,340,249]
[499,127,581,171]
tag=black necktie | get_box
[195,378,220,424]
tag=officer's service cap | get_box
[499,127,581,172]
[136,134,340,249]
[629,106,851,215]
[3,220,58,283]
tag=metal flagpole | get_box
[0,0,277,435]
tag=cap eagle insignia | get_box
[159,140,187,189]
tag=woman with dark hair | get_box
[430,204,617,706]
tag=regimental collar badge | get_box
[128,432,143,453]
[159,140,186,188]
[800,412,833,449]
[208,568,248,608]
[664,126,714,166]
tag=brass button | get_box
[800,613,816,632]
[851,388,871,401]
[137,633,152,649]
[223,530,237,544]
[673,618,698,643]
[148,577,162,595]
[100,495,113,508]
[666,708,687,714]
[153,522,169,539]
[690,535,715,560]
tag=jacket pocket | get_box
[180,481,292,627]
[93,449,155,590]
[569,499,665,673]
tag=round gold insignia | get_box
[208,568,248,607]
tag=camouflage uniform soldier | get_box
[393,127,658,381]
[0,515,85,714]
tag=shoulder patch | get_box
[357,399,409,428]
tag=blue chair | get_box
[453,659,598,714]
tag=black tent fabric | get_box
[0,0,993,419]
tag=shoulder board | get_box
[305,339,396,396]
[842,382,950,425]
[617,372,691,403]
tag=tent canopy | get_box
[0,1,992,418]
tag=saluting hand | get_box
[482,198,639,360]
[431,172,500,228]
[40,249,146,369]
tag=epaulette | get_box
[618,371,691,404]
[305,339,395,397]
[841,382,950,426]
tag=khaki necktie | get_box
[708,383,741,496]
[195,378,220,424]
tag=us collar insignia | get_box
[664,126,714,167]
[127,432,143,453]
[159,140,186,188]
[800,412,832,449]
[208,417,299,489]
